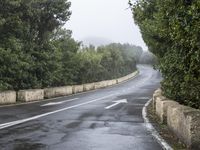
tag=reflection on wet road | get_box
[0,65,163,150]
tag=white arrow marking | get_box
[105,99,127,109]
[41,98,79,107]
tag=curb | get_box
[142,99,173,150]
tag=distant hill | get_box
[81,37,113,47]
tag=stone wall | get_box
[0,70,138,104]
[107,80,117,86]
[73,85,84,94]
[44,86,73,98]
[0,91,16,104]
[153,89,200,149]
[94,81,108,89]
[18,89,44,102]
[83,83,95,91]
[117,71,138,83]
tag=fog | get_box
[65,0,148,50]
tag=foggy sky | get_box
[64,0,148,50]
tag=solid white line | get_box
[41,98,79,107]
[0,94,115,130]
[142,99,173,150]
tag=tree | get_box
[51,28,81,86]
[0,0,71,90]
[129,0,200,109]
[0,0,141,93]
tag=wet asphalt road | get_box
[0,65,163,150]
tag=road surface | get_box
[0,65,163,150]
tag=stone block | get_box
[0,91,16,104]
[18,89,44,102]
[73,85,84,94]
[83,83,95,91]
[107,80,117,86]
[167,104,200,149]
[44,86,72,98]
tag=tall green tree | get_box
[0,0,71,90]
[130,0,200,108]
[0,0,141,93]
[51,28,81,86]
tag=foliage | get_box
[74,43,139,84]
[129,0,200,109]
[0,0,140,91]
[0,0,71,90]
[0,0,142,93]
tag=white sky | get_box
[64,0,148,50]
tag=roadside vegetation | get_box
[129,0,200,109]
[0,0,154,91]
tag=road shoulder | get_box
[144,99,187,150]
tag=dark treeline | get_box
[0,0,146,91]
[130,0,200,108]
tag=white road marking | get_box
[41,98,79,106]
[105,99,127,109]
[142,99,172,150]
[0,94,115,130]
